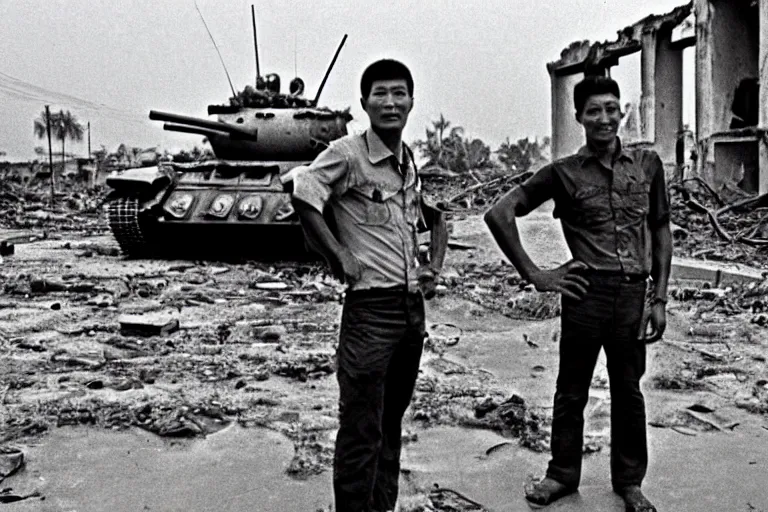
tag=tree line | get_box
[28,108,212,170]
[23,108,549,176]
[413,113,550,176]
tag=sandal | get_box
[615,485,657,512]
[524,477,577,508]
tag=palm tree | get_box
[33,109,54,150]
[432,114,451,166]
[496,137,543,173]
[52,110,84,172]
[434,114,450,145]
[34,109,57,200]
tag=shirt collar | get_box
[576,137,635,165]
[365,127,404,165]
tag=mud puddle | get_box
[2,425,332,512]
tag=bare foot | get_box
[524,477,577,508]
[616,485,657,512]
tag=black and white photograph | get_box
[0,1,767,510]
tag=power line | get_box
[0,71,151,125]
[0,88,149,127]
[0,70,139,116]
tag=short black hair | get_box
[360,59,414,99]
[573,75,621,117]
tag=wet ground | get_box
[2,206,768,511]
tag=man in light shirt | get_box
[288,59,447,512]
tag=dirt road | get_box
[1,211,768,511]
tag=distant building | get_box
[547,0,768,194]
[1,157,97,188]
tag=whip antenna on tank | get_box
[194,0,237,98]
[313,34,348,106]
[251,4,261,81]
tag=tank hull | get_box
[104,159,315,261]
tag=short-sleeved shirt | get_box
[512,141,670,275]
[287,128,427,292]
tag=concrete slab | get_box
[670,256,765,285]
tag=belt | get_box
[581,269,649,283]
[345,285,420,299]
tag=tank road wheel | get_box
[105,197,156,258]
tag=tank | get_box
[104,30,351,260]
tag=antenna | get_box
[313,34,348,106]
[251,4,261,81]
[294,31,297,78]
[194,1,237,98]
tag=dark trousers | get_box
[333,288,425,512]
[546,274,648,489]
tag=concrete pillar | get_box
[550,71,584,160]
[694,0,715,181]
[654,29,684,164]
[760,0,768,193]
[640,29,657,142]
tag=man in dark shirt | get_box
[485,75,671,512]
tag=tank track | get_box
[105,197,152,258]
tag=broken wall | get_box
[652,29,684,164]
[549,0,768,195]
[549,72,585,160]
[696,0,763,192]
[547,3,692,165]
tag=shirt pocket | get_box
[349,183,394,226]
[622,181,650,219]
[571,185,612,226]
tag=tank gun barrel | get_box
[162,123,229,139]
[149,110,257,139]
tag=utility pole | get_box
[45,105,55,208]
[87,122,91,158]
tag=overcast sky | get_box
[0,0,694,161]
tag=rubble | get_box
[0,488,42,504]
[0,167,767,503]
[426,487,489,512]
[119,313,180,337]
[285,431,335,479]
[0,446,24,483]
[670,181,768,268]
[421,170,532,213]
[467,394,550,452]
[0,179,108,234]
[442,262,560,320]
[272,351,335,382]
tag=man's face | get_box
[577,93,622,144]
[361,78,413,133]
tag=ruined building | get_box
[547,0,768,194]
